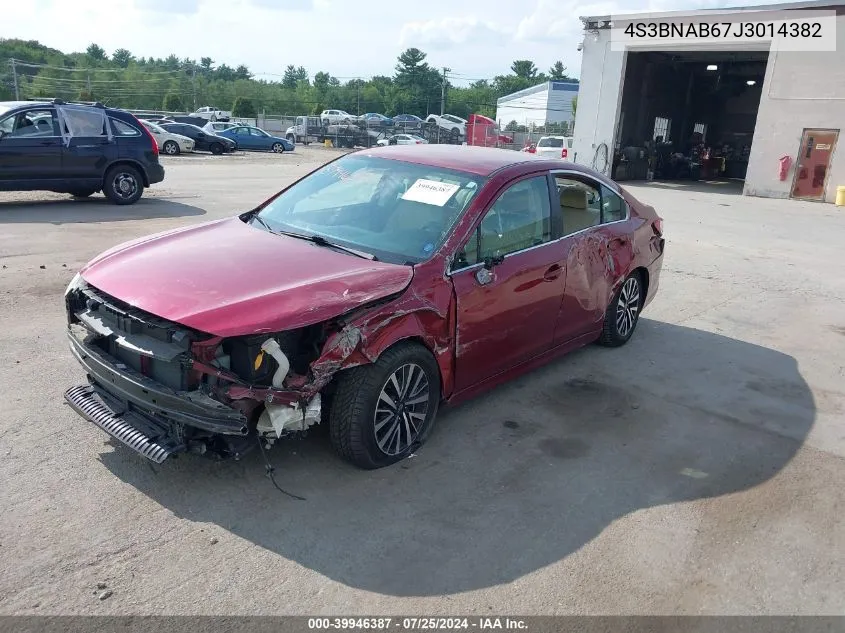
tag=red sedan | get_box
[64,145,665,469]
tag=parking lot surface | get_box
[1,148,844,615]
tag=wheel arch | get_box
[103,159,150,187]
[310,305,453,401]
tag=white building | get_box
[572,0,845,203]
[495,81,579,131]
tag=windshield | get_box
[443,115,464,124]
[253,155,485,264]
[537,137,563,148]
[0,105,11,118]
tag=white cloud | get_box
[399,17,511,49]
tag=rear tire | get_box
[103,165,143,206]
[598,271,643,347]
[163,140,180,155]
[329,341,441,469]
[210,142,224,155]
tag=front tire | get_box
[329,342,441,469]
[598,271,643,347]
[103,165,143,205]
[163,140,180,155]
[210,142,224,155]
[271,142,285,153]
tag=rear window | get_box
[111,118,141,136]
[538,137,564,148]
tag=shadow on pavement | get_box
[0,197,206,224]
[99,318,814,597]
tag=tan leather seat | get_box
[560,187,599,234]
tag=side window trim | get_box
[449,171,555,274]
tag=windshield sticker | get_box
[401,179,460,206]
[422,242,435,254]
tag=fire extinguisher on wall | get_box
[779,155,793,181]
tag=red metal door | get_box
[451,244,566,391]
[451,174,564,391]
[791,129,839,200]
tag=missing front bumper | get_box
[65,384,183,463]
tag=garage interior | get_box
[612,50,769,190]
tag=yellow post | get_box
[836,186,845,207]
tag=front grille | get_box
[65,385,183,463]
[67,283,205,392]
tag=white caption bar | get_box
[609,10,837,52]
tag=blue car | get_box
[392,114,423,131]
[360,113,394,128]
[218,125,294,153]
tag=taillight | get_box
[135,115,158,157]
[561,148,568,159]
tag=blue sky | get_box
[18,0,782,85]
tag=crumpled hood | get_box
[80,217,414,337]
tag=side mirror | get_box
[483,254,504,270]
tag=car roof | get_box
[357,144,593,177]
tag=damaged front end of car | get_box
[62,273,407,464]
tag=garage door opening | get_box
[612,50,768,194]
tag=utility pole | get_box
[356,80,360,116]
[440,67,450,116]
[191,65,197,111]
[10,59,19,100]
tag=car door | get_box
[61,108,117,180]
[551,171,634,346]
[450,173,564,391]
[0,107,63,182]
[248,127,270,149]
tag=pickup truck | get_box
[191,106,231,122]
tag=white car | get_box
[203,121,241,134]
[534,135,574,159]
[192,106,231,122]
[320,109,355,125]
[376,134,429,146]
[425,113,466,139]
[141,120,195,155]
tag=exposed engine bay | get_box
[64,279,345,462]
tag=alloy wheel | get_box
[373,363,430,456]
[113,172,138,200]
[615,276,640,338]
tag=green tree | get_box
[510,60,538,80]
[282,64,298,89]
[112,48,133,68]
[232,96,256,117]
[235,64,252,80]
[163,93,185,112]
[200,57,214,73]
[548,61,574,81]
[571,96,577,118]
[86,43,106,61]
